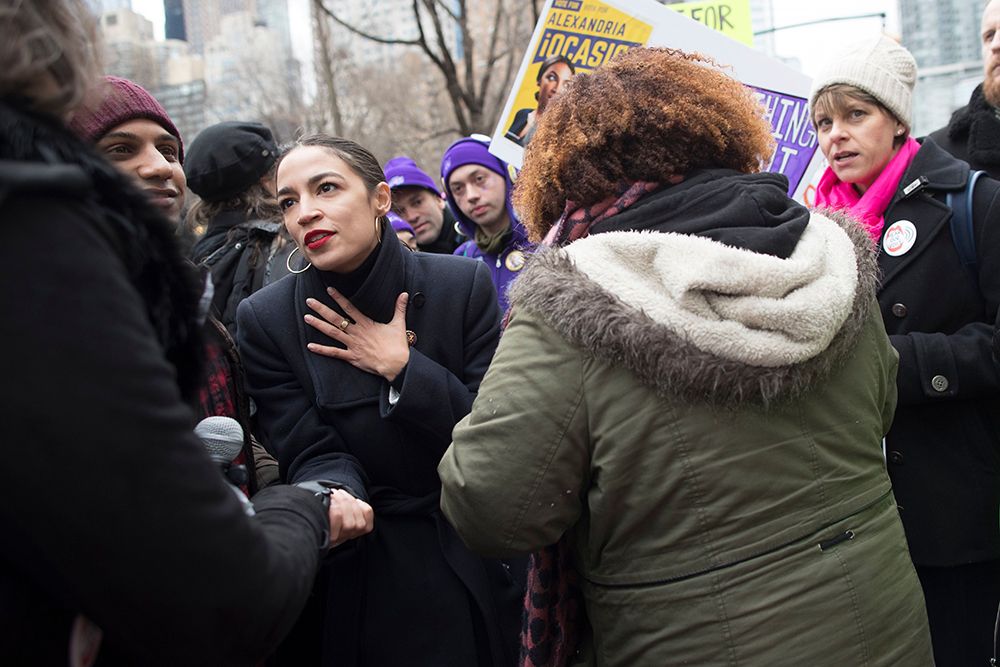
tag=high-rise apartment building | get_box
[903,0,986,67]
[165,0,186,41]
[203,10,297,122]
[901,0,986,133]
[99,6,208,140]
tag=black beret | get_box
[185,121,277,202]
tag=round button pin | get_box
[505,250,525,272]
[883,220,918,257]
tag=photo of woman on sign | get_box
[505,54,575,146]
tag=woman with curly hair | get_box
[439,47,933,665]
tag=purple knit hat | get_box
[440,137,507,188]
[68,76,184,163]
[387,211,415,235]
[384,156,439,194]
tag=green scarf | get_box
[474,225,514,255]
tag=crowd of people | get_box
[2,0,1000,665]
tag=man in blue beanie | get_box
[384,156,462,253]
[441,136,529,312]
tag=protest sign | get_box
[667,0,754,47]
[490,0,824,204]
[496,0,655,149]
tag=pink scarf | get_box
[814,136,921,241]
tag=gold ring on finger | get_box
[338,318,350,331]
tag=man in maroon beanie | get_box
[69,76,187,224]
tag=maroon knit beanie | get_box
[68,76,184,163]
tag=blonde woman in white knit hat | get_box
[812,34,1000,667]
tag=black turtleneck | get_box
[319,238,382,299]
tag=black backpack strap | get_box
[947,169,986,293]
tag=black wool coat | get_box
[928,83,1000,181]
[877,138,1000,566]
[236,232,523,667]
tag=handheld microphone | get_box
[194,416,254,515]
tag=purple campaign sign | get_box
[749,86,818,197]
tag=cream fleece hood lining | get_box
[507,210,878,408]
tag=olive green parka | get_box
[439,172,935,666]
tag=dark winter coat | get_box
[440,170,933,665]
[190,210,293,338]
[875,137,1000,566]
[0,100,331,667]
[928,84,1000,180]
[236,230,523,666]
[417,204,465,254]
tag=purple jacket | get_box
[453,232,528,314]
[444,154,530,313]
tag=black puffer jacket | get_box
[0,100,331,666]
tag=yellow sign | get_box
[500,0,654,146]
[667,0,754,47]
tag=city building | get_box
[165,0,186,41]
[900,0,987,134]
[203,10,298,125]
[98,6,208,140]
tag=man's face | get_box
[95,118,186,223]
[447,164,510,237]
[391,185,445,245]
[983,0,1000,106]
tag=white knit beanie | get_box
[809,35,917,129]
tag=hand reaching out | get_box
[327,489,374,548]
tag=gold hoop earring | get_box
[286,246,311,274]
[375,216,383,244]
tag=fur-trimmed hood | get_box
[508,203,877,409]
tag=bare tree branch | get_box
[310,0,535,137]
[431,0,462,23]
[316,0,421,46]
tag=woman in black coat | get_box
[236,135,523,667]
[811,36,1000,667]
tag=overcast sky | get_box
[130,0,902,81]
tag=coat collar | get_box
[879,138,967,288]
[897,137,969,193]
